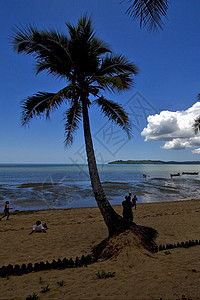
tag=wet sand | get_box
[0,199,200,299]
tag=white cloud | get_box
[192,148,200,154]
[141,102,200,154]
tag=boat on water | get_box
[182,172,199,175]
[170,173,180,178]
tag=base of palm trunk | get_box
[92,222,158,260]
[106,212,133,237]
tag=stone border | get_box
[1,240,199,277]
[0,255,95,278]
[155,239,200,253]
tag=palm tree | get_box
[124,0,169,31]
[193,95,200,134]
[194,116,200,134]
[12,16,157,245]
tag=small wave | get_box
[157,188,179,194]
[150,177,169,181]
[102,181,131,185]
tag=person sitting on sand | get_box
[29,221,47,235]
[132,195,138,210]
[122,196,133,222]
[0,201,12,221]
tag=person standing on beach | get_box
[0,201,12,220]
[132,195,137,210]
[127,192,132,201]
[122,196,133,222]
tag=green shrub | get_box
[26,292,38,300]
[57,280,64,287]
[40,285,50,293]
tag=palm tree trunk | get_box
[81,98,158,253]
[81,98,130,236]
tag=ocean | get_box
[0,163,200,211]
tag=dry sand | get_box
[0,199,200,299]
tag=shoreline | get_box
[1,199,200,299]
[3,196,200,214]
[1,163,200,212]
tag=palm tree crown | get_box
[12,16,138,145]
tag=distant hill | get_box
[108,160,200,165]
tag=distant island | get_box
[108,160,200,165]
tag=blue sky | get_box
[1,0,200,164]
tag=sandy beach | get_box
[0,199,200,299]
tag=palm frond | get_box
[91,38,111,56]
[64,102,82,146]
[36,29,71,78]
[94,73,134,92]
[93,54,138,92]
[46,85,77,117]
[12,24,37,54]
[99,54,138,76]
[193,116,200,135]
[67,15,94,41]
[109,73,134,90]
[94,97,132,138]
[12,25,72,79]
[125,0,169,32]
[88,85,99,96]
[21,91,63,126]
